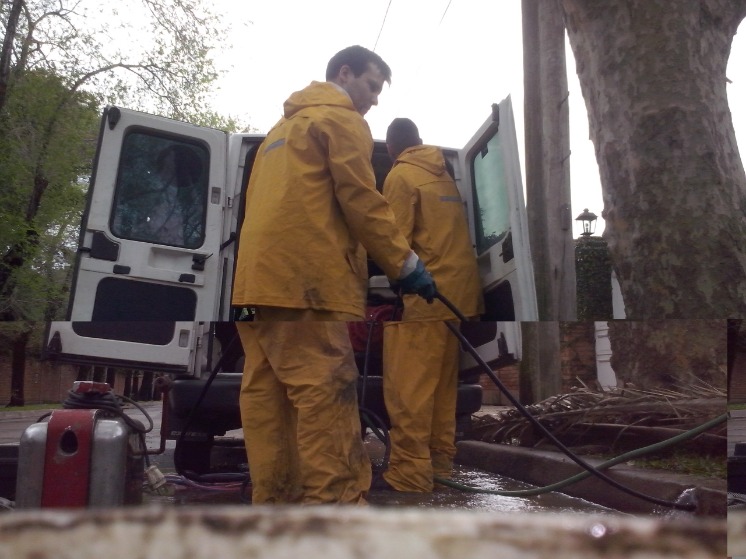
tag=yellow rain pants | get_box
[236,318,371,504]
[381,321,460,491]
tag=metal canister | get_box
[16,409,143,508]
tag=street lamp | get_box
[575,208,598,237]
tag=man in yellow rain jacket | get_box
[231,47,436,504]
[379,117,484,492]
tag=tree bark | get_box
[106,369,117,390]
[138,371,154,401]
[123,372,133,399]
[8,328,30,406]
[608,319,727,390]
[560,0,746,318]
[0,0,23,113]
[92,366,106,383]
[520,322,562,403]
[75,365,91,382]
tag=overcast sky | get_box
[206,0,746,238]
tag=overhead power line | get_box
[373,0,393,52]
[439,0,453,25]
[374,0,453,52]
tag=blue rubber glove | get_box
[398,259,437,303]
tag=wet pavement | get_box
[1,402,725,517]
[0,403,729,559]
[2,401,615,514]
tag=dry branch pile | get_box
[469,382,726,456]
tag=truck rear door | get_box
[457,96,538,321]
[44,321,211,374]
[67,106,228,323]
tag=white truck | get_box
[43,97,536,473]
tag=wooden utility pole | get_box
[519,322,562,404]
[520,0,572,403]
[522,0,576,321]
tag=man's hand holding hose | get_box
[393,252,437,303]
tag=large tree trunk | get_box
[560,0,746,318]
[608,320,727,390]
[76,365,91,382]
[138,371,155,401]
[92,366,106,383]
[8,328,30,407]
[0,0,23,113]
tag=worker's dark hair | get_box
[386,117,422,158]
[326,45,392,83]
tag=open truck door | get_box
[45,107,232,374]
[457,96,537,321]
[454,97,537,382]
[66,106,229,323]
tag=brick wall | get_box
[560,322,597,392]
[480,363,519,405]
[0,357,153,406]
[0,357,76,405]
[479,323,598,406]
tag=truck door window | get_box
[110,132,210,249]
[471,134,510,254]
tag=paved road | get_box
[0,401,166,447]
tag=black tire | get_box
[454,413,473,441]
[174,439,213,475]
[456,383,483,416]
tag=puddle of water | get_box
[366,465,618,514]
[143,464,617,514]
[145,436,616,514]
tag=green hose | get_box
[435,412,726,496]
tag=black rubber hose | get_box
[434,291,698,511]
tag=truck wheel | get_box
[174,440,213,475]
[456,383,483,416]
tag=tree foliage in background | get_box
[0,0,236,323]
[0,0,237,405]
[0,68,97,321]
[560,0,746,318]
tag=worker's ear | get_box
[336,64,353,85]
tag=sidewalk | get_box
[1,402,727,516]
[460,405,727,516]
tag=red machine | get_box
[15,382,145,508]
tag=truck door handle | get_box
[79,231,120,261]
[192,253,212,271]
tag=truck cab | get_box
[44,98,536,473]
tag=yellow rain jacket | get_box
[383,145,484,320]
[231,82,412,317]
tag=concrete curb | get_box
[455,441,726,517]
